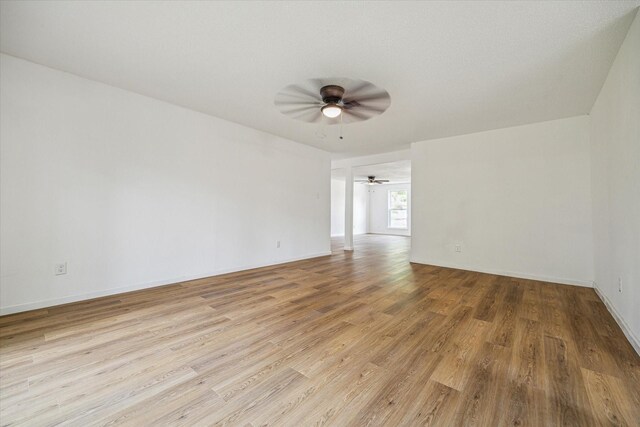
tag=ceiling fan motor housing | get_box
[320,85,345,104]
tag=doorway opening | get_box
[330,160,411,253]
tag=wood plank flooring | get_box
[1,234,639,426]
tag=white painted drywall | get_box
[330,177,367,237]
[589,10,640,351]
[330,178,345,237]
[368,183,411,236]
[353,183,368,235]
[0,54,331,314]
[410,116,594,286]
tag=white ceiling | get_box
[1,1,638,158]
[332,160,411,184]
[354,160,411,184]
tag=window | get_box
[388,190,408,229]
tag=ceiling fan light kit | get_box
[321,104,342,118]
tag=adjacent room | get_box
[1,1,639,425]
[331,159,411,249]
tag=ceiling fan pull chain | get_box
[339,113,344,140]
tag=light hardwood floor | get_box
[1,235,639,426]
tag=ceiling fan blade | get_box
[274,97,322,105]
[275,92,319,104]
[342,100,360,110]
[344,80,376,98]
[290,110,322,123]
[280,105,320,115]
[307,78,326,92]
[275,81,323,121]
[344,91,390,105]
[285,84,322,100]
[342,109,374,122]
[350,104,388,114]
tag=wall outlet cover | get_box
[55,263,67,275]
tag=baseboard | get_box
[367,232,411,237]
[0,251,332,316]
[409,257,593,288]
[593,286,640,356]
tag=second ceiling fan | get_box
[356,176,389,185]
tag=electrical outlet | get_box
[618,277,622,293]
[55,262,67,275]
[276,240,281,249]
[454,244,461,253]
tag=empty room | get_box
[1,1,639,425]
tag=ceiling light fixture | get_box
[321,103,342,118]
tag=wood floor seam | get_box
[1,235,638,426]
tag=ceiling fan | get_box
[274,78,390,124]
[356,176,390,185]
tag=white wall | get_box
[330,178,345,237]
[353,183,368,235]
[0,54,331,314]
[589,10,640,352]
[368,183,411,236]
[411,116,594,286]
[330,177,367,236]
